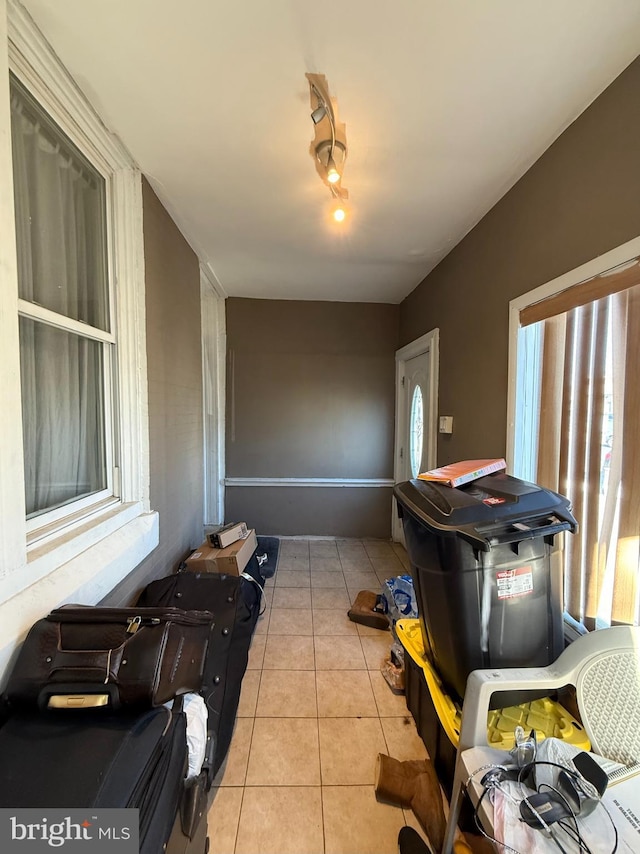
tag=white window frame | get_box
[506,235,640,472]
[0,0,158,677]
[17,242,117,535]
[200,263,226,527]
[12,61,119,532]
[511,321,542,482]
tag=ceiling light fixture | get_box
[315,139,346,184]
[310,104,326,124]
[329,183,348,223]
[306,73,349,219]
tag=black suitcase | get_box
[166,802,210,854]
[136,565,265,781]
[0,705,207,853]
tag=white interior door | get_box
[401,353,430,482]
[393,330,439,543]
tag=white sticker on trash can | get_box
[496,566,533,599]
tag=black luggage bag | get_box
[136,565,265,781]
[3,605,215,711]
[0,704,207,853]
[0,599,213,853]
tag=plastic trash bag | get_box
[381,641,406,693]
[492,738,635,853]
[182,692,209,779]
[381,575,418,635]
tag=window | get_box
[511,253,640,629]
[0,0,156,633]
[11,74,116,527]
[409,385,424,478]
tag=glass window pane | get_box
[10,74,109,331]
[19,317,107,518]
[410,385,424,477]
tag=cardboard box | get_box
[206,521,248,549]
[186,529,257,576]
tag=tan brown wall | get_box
[400,56,640,465]
[103,178,204,604]
[225,298,399,536]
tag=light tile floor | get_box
[207,537,434,854]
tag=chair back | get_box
[573,625,640,764]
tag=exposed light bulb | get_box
[333,207,346,223]
[315,143,345,186]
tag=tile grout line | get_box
[313,601,327,854]
[234,566,271,853]
[232,713,256,854]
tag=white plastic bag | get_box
[491,738,634,853]
[182,692,209,780]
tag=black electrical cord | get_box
[466,758,619,854]
[471,781,523,854]
[556,820,593,854]
[517,759,604,794]
[462,765,525,853]
[599,801,619,854]
[517,792,569,854]
[516,759,618,854]
[537,782,591,854]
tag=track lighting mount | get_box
[306,72,349,213]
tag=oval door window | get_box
[410,385,424,477]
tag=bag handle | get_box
[241,572,267,616]
[38,683,122,711]
[49,643,125,684]
[48,624,126,684]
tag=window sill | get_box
[4,501,153,602]
[0,505,159,684]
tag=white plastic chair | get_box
[442,625,640,852]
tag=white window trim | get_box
[200,264,226,526]
[506,235,640,471]
[0,0,157,677]
[511,321,542,482]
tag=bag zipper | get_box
[126,616,150,634]
[47,606,214,628]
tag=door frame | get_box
[200,264,227,525]
[393,328,439,542]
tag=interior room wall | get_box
[102,178,204,604]
[225,298,400,537]
[399,56,640,465]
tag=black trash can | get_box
[394,471,577,703]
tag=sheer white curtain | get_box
[11,80,108,518]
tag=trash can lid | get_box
[394,472,577,551]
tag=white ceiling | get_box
[19,0,640,303]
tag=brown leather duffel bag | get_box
[4,604,214,710]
